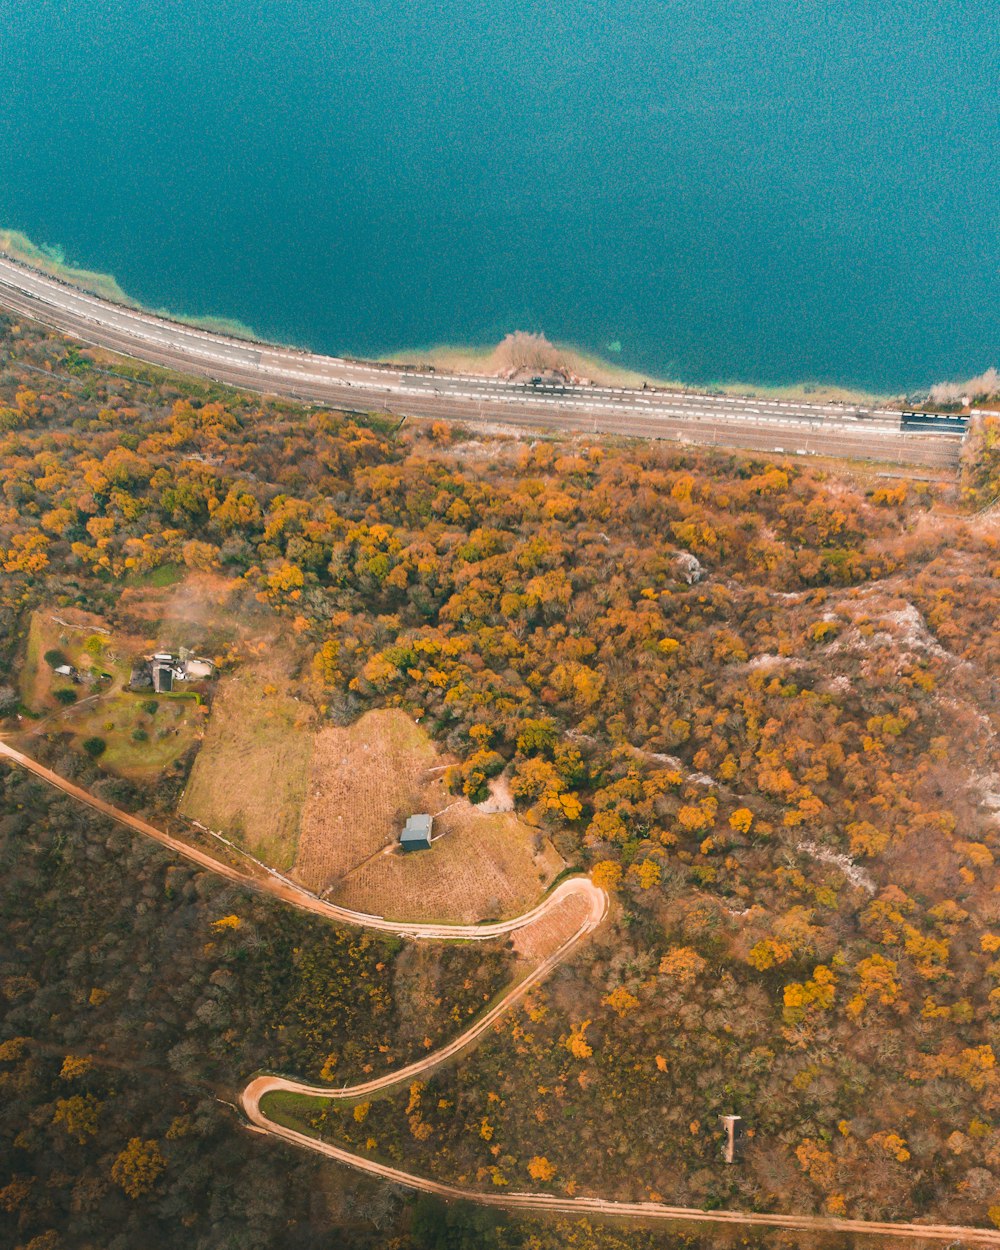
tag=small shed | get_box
[400,813,433,852]
[54,664,76,679]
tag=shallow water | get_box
[1,0,997,390]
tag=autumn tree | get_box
[111,1137,167,1198]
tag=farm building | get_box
[133,650,216,695]
[153,663,174,694]
[400,813,433,852]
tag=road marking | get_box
[0,256,967,470]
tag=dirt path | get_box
[2,738,997,1243]
[243,1099,1000,1245]
[0,739,603,940]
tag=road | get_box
[238,1102,1000,1244]
[2,738,997,1242]
[0,739,600,939]
[0,253,965,470]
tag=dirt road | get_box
[0,739,603,939]
[239,1096,1000,1245]
[2,738,997,1243]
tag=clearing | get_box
[114,569,264,654]
[179,648,315,870]
[19,607,124,710]
[295,709,564,923]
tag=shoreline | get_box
[387,339,898,406]
[0,225,901,404]
[0,228,260,342]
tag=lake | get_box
[1,0,997,392]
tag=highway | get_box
[0,254,966,470]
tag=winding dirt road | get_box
[240,1100,1000,1246]
[2,737,997,1243]
[0,739,601,939]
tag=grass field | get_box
[295,709,564,923]
[295,710,447,890]
[125,563,186,589]
[69,692,202,779]
[258,1091,329,1129]
[18,608,124,709]
[179,650,315,870]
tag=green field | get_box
[17,608,202,780]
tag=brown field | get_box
[179,649,315,870]
[509,888,591,962]
[294,709,564,923]
[115,570,264,654]
[334,804,564,925]
[294,710,447,888]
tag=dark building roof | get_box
[400,813,433,849]
[153,664,174,694]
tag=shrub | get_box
[54,687,77,705]
[82,737,107,758]
[44,648,68,669]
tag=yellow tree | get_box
[111,1138,166,1198]
[528,1156,557,1181]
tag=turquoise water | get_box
[1,0,997,391]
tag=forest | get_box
[2,312,1000,1246]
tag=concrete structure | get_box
[184,658,215,679]
[400,814,433,851]
[720,1115,743,1164]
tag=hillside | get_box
[2,314,1000,1245]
